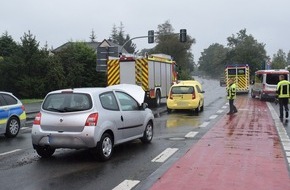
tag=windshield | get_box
[42,93,92,112]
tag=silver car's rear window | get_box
[42,93,92,112]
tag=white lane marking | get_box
[185,131,198,138]
[222,106,227,109]
[0,149,22,156]
[21,127,29,130]
[209,115,218,120]
[199,121,210,128]
[112,180,140,190]
[151,148,178,163]
[216,110,224,114]
[267,102,290,166]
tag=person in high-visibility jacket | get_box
[276,75,290,119]
[227,78,238,115]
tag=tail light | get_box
[33,112,41,125]
[169,91,173,99]
[85,113,98,126]
[192,92,196,99]
[21,105,25,111]
[149,89,155,98]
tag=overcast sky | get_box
[1,0,289,61]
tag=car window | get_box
[43,93,92,112]
[266,74,287,85]
[0,94,17,106]
[255,74,262,83]
[100,92,119,111]
[115,91,139,111]
[0,94,6,106]
[195,85,202,93]
[171,86,194,94]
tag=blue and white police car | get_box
[0,91,26,138]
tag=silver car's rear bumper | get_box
[31,125,100,149]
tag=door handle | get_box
[121,115,123,121]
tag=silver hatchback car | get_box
[31,85,154,161]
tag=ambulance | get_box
[225,64,250,93]
[251,69,290,100]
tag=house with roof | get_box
[52,39,128,54]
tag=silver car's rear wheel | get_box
[141,121,153,143]
[35,146,55,158]
[95,133,113,161]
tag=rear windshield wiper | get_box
[45,107,64,112]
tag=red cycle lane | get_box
[149,95,290,190]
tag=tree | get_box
[152,20,196,79]
[0,31,18,57]
[0,32,20,92]
[271,49,287,69]
[15,31,49,98]
[44,55,66,92]
[109,22,136,53]
[226,29,267,76]
[110,24,118,44]
[198,43,228,78]
[55,42,101,88]
[287,51,290,66]
[89,29,97,42]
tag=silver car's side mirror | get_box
[141,103,148,109]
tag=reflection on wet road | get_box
[166,112,201,128]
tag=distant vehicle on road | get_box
[220,77,226,86]
[166,80,205,115]
[0,91,26,138]
[31,85,154,161]
[251,69,290,101]
[225,64,250,93]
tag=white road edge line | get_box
[267,102,290,166]
[151,148,178,163]
[112,180,140,190]
[0,149,22,156]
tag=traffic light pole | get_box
[120,35,150,53]
[120,29,186,53]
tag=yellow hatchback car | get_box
[166,80,205,114]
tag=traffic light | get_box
[180,29,187,42]
[148,30,154,43]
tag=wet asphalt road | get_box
[1,78,290,190]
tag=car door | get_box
[115,91,144,139]
[0,94,9,134]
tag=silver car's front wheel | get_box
[95,133,113,161]
[141,121,153,143]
